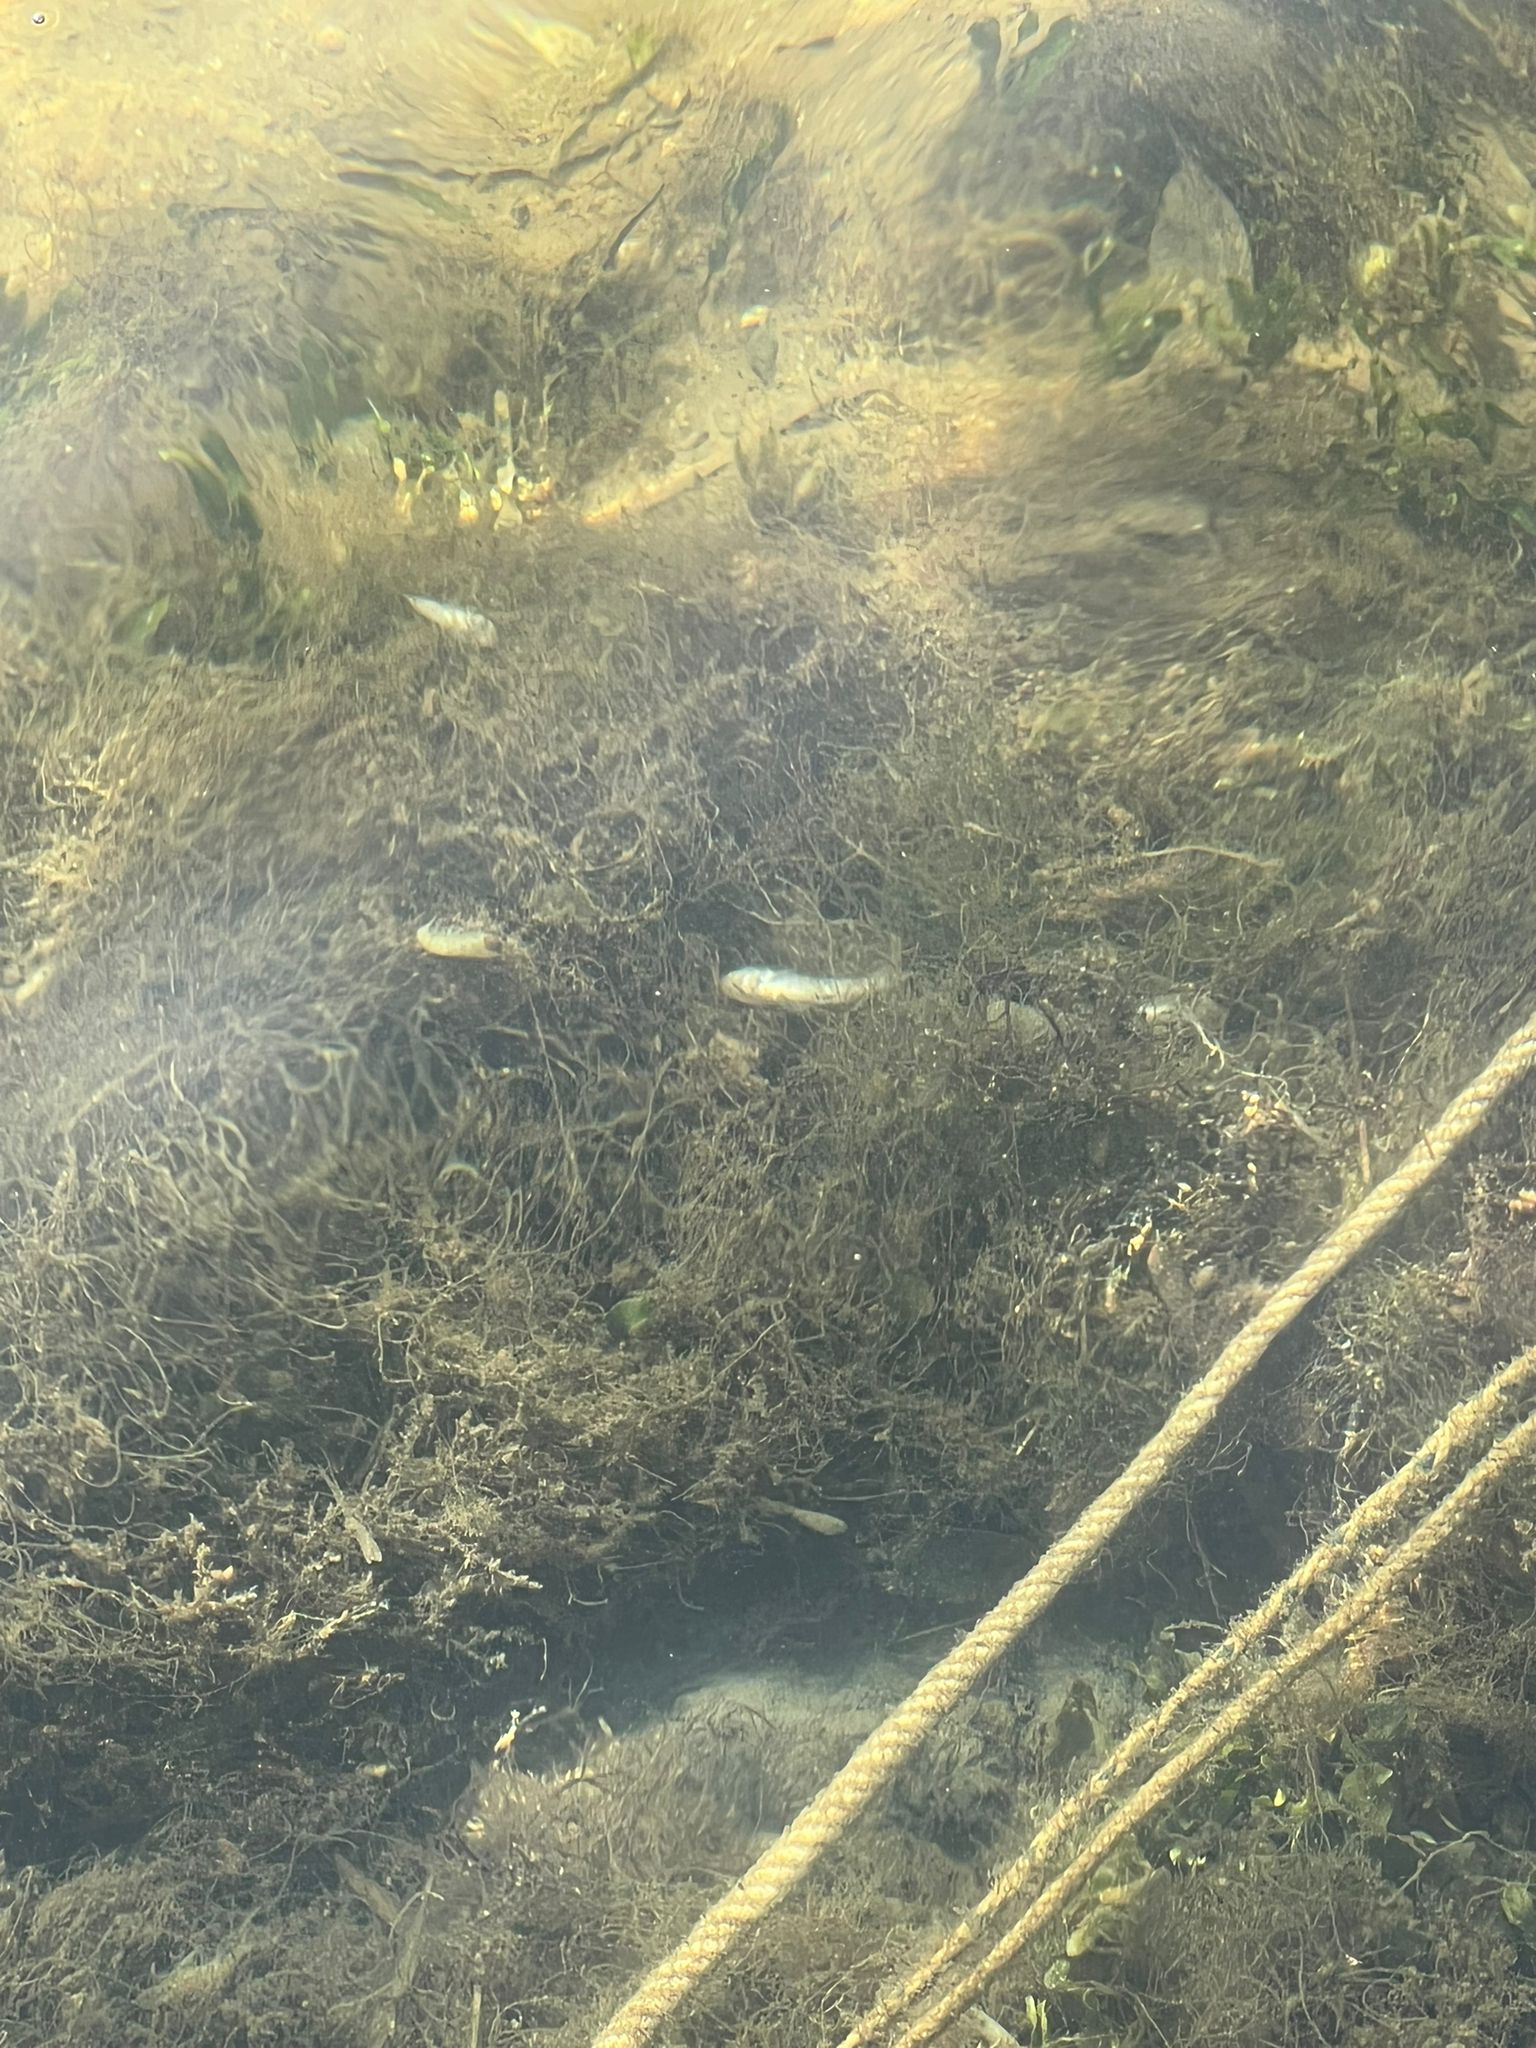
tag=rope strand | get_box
[838,1339,1536,2047]
[891,1404,1536,2046]
[590,1004,1536,2048]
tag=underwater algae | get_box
[8,2,1536,2043]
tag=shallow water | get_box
[6,3,1536,2045]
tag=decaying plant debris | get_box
[9,1,1536,2042]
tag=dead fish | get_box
[416,919,504,960]
[753,1497,849,1537]
[719,965,896,1008]
[404,594,498,647]
[468,4,596,69]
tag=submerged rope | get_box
[861,1340,1536,2047]
[889,1398,1536,2045]
[590,1002,1536,2048]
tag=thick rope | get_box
[844,1339,1536,2047]
[891,1402,1536,2046]
[590,1004,1536,2048]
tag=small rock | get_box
[1149,163,1252,309]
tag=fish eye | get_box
[31,10,47,22]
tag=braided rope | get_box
[891,1401,1536,2045]
[859,1339,1536,2046]
[590,1005,1536,2048]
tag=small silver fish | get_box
[718,964,895,1009]
[404,594,498,648]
